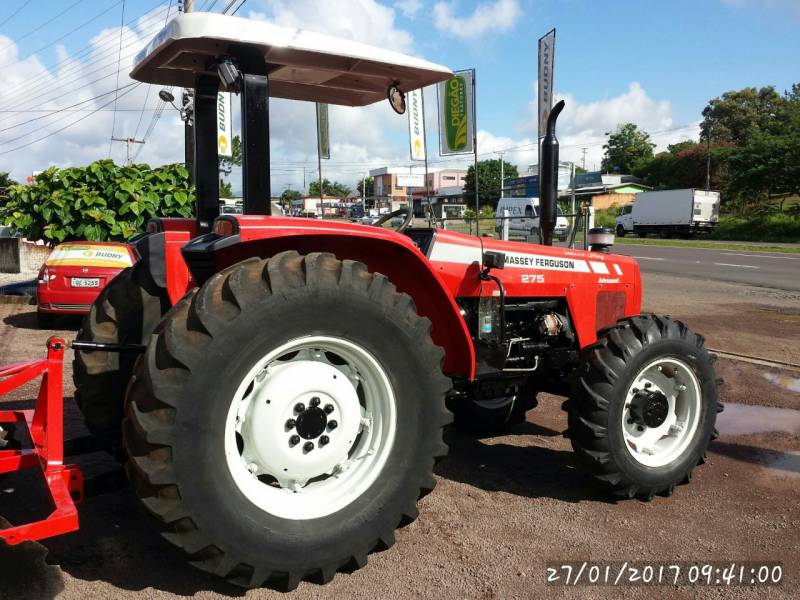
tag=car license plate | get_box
[72,277,100,288]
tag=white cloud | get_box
[395,0,423,18]
[252,0,413,52]
[433,0,522,39]
[510,82,697,171]
[244,0,420,191]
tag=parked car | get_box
[495,197,569,240]
[36,241,136,328]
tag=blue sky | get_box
[0,0,797,189]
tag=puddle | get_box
[767,451,800,477]
[716,403,800,436]
[762,372,800,394]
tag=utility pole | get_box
[581,147,587,171]
[182,0,195,182]
[705,126,712,191]
[111,137,145,166]
[362,171,367,215]
[494,151,505,198]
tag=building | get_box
[503,170,650,210]
[573,173,651,210]
[425,169,467,191]
[369,166,426,212]
[369,166,468,214]
[291,196,351,217]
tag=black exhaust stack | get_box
[538,99,565,246]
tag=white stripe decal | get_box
[613,263,623,276]
[504,251,591,273]
[428,242,482,264]
[589,261,609,274]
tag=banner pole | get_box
[316,104,323,218]
[421,88,429,219]
[472,69,479,236]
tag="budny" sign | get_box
[437,69,474,156]
[216,92,232,157]
[407,88,426,161]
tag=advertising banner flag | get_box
[316,102,330,159]
[407,88,426,161]
[437,69,475,156]
[216,92,232,157]
[538,29,556,140]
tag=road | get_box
[610,244,800,290]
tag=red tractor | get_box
[64,12,720,590]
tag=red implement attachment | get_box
[0,337,83,544]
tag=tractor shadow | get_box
[29,486,247,598]
[2,310,81,331]
[436,420,614,504]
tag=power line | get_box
[0,84,138,134]
[132,0,175,141]
[0,0,33,29]
[0,83,142,157]
[0,0,88,55]
[133,0,247,160]
[0,2,169,110]
[0,1,123,71]
[108,0,128,158]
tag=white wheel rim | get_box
[224,335,397,520]
[620,357,702,468]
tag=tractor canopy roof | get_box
[131,12,453,106]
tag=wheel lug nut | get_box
[285,418,296,429]
[294,403,305,413]
[309,397,321,407]
[303,442,314,452]
[319,435,329,446]
[637,426,644,432]
[323,404,334,414]
[632,388,639,394]
[289,435,300,446]
[328,420,338,430]
[644,383,651,389]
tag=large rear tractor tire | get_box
[73,263,169,439]
[123,251,452,589]
[564,315,722,500]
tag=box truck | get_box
[615,189,720,237]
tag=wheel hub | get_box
[629,390,669,428]
[295,406,328,440]
[240,360,362,482]
[224,335,398,520]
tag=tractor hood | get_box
[131,12,453,106]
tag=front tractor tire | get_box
[73,263,169,438]
[123,251,452,589]
[565,315,722,500]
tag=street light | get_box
[159,88,192,124]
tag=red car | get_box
[36,241,136,328]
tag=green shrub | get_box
[709,214,800,243]
[593,207,618,228]
[1,160,195,243]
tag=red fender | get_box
[184,217,477,379]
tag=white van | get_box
[495,197,569,240]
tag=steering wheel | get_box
[372,207,413,232]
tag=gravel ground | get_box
[0,272,798,599]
